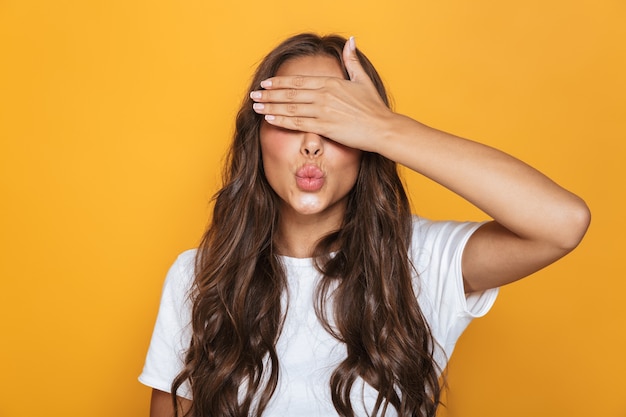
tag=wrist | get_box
[371,113,426,159]
[368,111,404,154]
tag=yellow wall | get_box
[0,1,624,416]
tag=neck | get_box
[275,206,345,258]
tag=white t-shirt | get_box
[139,217,498,416]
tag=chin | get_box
[292,194,325,213]
[292,204,325,216]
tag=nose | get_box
[300,132,324,158]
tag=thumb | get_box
[343,36,368,83]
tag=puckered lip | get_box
[295,164,324,179]
[295,164,325,192]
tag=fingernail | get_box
[260,79,272,88]
[253,103,264,111]
[250,91,262,99]
[349,36,356,51]
[264,114,275,121]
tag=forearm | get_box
[375,114,590,249]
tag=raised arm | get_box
[250,37,590,292]
[375,115,590,291]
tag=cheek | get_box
[335,147,362,178]
[260,124,296,164]
[260,146,281,190]
[260,129,297,192]
[260,140,277,169]
[260,133,283,173]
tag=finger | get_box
[249,88,316,104]
[342,36,369,83]
[264,114,320,134]
[252,102,318,118]
[259,75,327,90]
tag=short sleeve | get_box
[138,249,196,399]
[410,217,498,372]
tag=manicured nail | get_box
[264,114,275,121]
[253,103,264,111]
[349,36,356,51]
[250,91,262,99]
[260,79,272,88]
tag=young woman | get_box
[139,33,590,417]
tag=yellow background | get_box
[1,0,624,416]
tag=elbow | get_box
[557,197,591,252]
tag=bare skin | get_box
[258,55,362,258]
[149,389,191,417]
[249,37,590,292]
[149,37,590,415]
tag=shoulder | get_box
[408,215,495,312]
[165,249,197,284]
[139,249,197,398]
[172,249,197,272]
[410,215,485,255]
[408,216,498,369]
[158,249,197,308]
[409,215,480,281]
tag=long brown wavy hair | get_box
[172,33,442,417]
